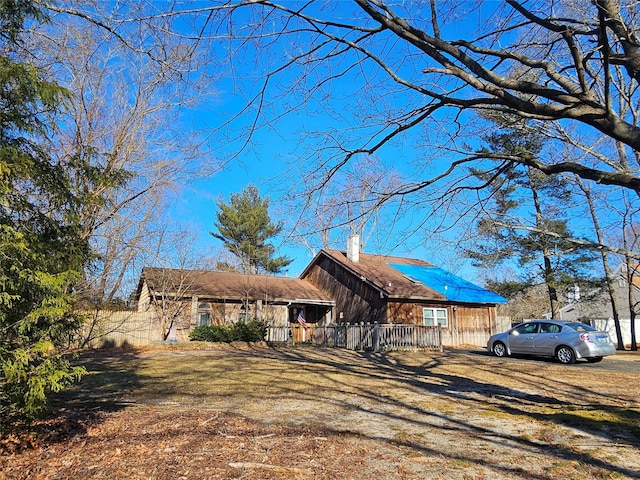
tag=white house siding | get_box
[593,318,640,348]
[136,281,151,312]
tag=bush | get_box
[189,321,266,343]
[234,320,268,342]
[188,325,233,342]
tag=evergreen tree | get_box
[212,185,292,275]
[466,125,598,317]
[0,0,91,422]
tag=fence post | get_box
[345,323,350,350]
[374,322,380,353]
[412,325,417,351]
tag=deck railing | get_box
[266,323,442,353]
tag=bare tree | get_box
[27,6,220,305]
[575,175,628,349]
[36,0,640,262]
[621,204,640,350]
[141,228,220,341]
[293,155,405,255]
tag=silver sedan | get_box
[487,320,616,364]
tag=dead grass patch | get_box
[2,345,639,479]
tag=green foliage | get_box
[0,0,120,423]
[212,184,292,274]
[189,321,267,343]
[466,124,597,291]
[483,279,530,300]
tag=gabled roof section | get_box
[389,264,507,304]
[302,249,505,304]
[139,267,334,305]
[613,262,640,291]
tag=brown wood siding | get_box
[388,301,455,325]
[387,302,419,324]
[305,257,386,324]
[387,301,499,346]
[445,304,497,346]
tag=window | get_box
[197,302,211,327]
[422,308,448,327]
[540,323,561,334]
[239,302,251,322]
[512,322,539,335]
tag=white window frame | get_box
[422,308,448,328]
[197,302,211,326]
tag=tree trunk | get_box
[529,167,559,318]
[577,178,626,349]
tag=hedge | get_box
[189,321,267,343]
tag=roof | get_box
[303,249,506,304]
[389,264,507,304]
[139,267,334,305]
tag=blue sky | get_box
[159,1,602,282]
[161,2,513,280]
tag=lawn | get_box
[2,343,639,479]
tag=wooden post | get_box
[412,325,417,351]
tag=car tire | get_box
[492,341,507,357]
[556,345,576,364]
[586,356,603,363]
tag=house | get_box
[545,263,640,347]
[300,236,507,346]
[136,267,334,341]
[133,237,507,346]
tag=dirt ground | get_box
[1,343,639,480]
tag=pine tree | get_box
[466,125,598,318]
[212,185,292,274]
[1,0,88,422]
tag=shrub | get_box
[188,325,233,342]
[234,320,267,342]
[189,321,266,343]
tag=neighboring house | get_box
[136,267,334,341]
[300,237,507,346]
[545,263,640,347]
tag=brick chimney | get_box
[346,234,360,263]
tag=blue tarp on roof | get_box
[389,264,507,304]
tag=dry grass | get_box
[1,343,639,479]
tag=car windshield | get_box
[564,322,597,332]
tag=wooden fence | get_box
[79,310,162,348]
[266,323,442,353]
[78,312,443,352]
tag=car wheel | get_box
[586,356,603,363]
[492,341,507,357]
[556,345,576,364]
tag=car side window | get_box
[525,323,539,334]
[540,323,560,334]
[512,323,539,335]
